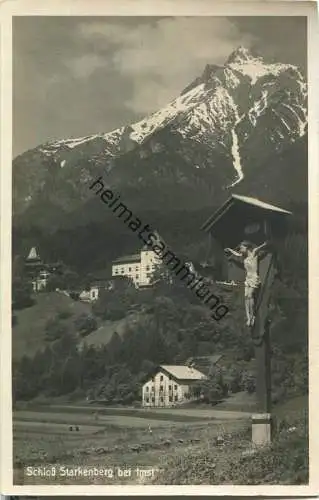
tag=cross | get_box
[201,194,292,446]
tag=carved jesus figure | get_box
[224,241,268,327]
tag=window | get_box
[160,385,163,391]
[169,396,173,402]
[174,384,177,390]
[128,267,131,271]
[146,386,149,392]
[115,269,119,274]
[121,269,124,274]
[174,395,178,401]
[136,275,139,279]
[146,265,150,271]
[160,375,163,381]
[152,397,155,402]
[160,397,164,403]
[169,385,172,390]
[151,386,154,392]
[145,397,149,403]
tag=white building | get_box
[25,246,53,292]
[142,365,207,408]
[32,269,50,292]
[79,279,115,303]
[79,285,100,302]
[112,248,161,287]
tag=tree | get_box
[12,278,34,310]
[150,263,174,287]
[93,282,139,320]
[46,274,65,291]
[12,255,27,279]
[227,366,243,394]
[62,270,81,290]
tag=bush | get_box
[45,318,65,341]
[57,309,73,320]
[241,372,256,394]
[152,411,308,485]
[191,368,228,404]
[74,314,97,337]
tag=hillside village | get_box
[12,220,307,412]
[13,242,224,406]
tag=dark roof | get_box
[187,355,223,365]
[112,254,141,264]
[202,195,292,232]
[201,194,292,247]
[231,195,292,214]
[186,355,223,376]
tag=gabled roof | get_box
[201,194,292,247]
[232,195,292,214]
[202,194,292,234]
[160,365,207,381]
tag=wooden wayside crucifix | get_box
[201,194,292,446]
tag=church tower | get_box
[26,246,41,263]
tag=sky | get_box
[13,16,307,157]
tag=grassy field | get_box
[78,310,146,350]
[13,292,91,360]
[13,404,250,485]
[13,395,308,485]
[12,291,144,360]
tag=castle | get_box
[111,247,161,288]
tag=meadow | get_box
[13,403,250,485]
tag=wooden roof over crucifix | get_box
[201,194,292,247]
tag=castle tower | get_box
[26,247,41,263]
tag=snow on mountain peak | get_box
[224,46,303,86]
[34,45,306,193]
[129,83,206,143]
[226,46,259,65]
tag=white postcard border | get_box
[1,0,318,495]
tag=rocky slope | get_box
[13,46,307,266]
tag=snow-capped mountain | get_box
[13,46,307,220]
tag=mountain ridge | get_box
[13,46,307,267]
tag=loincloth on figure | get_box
[244,274,261,298]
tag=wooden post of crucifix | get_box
[201,194,292,446]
